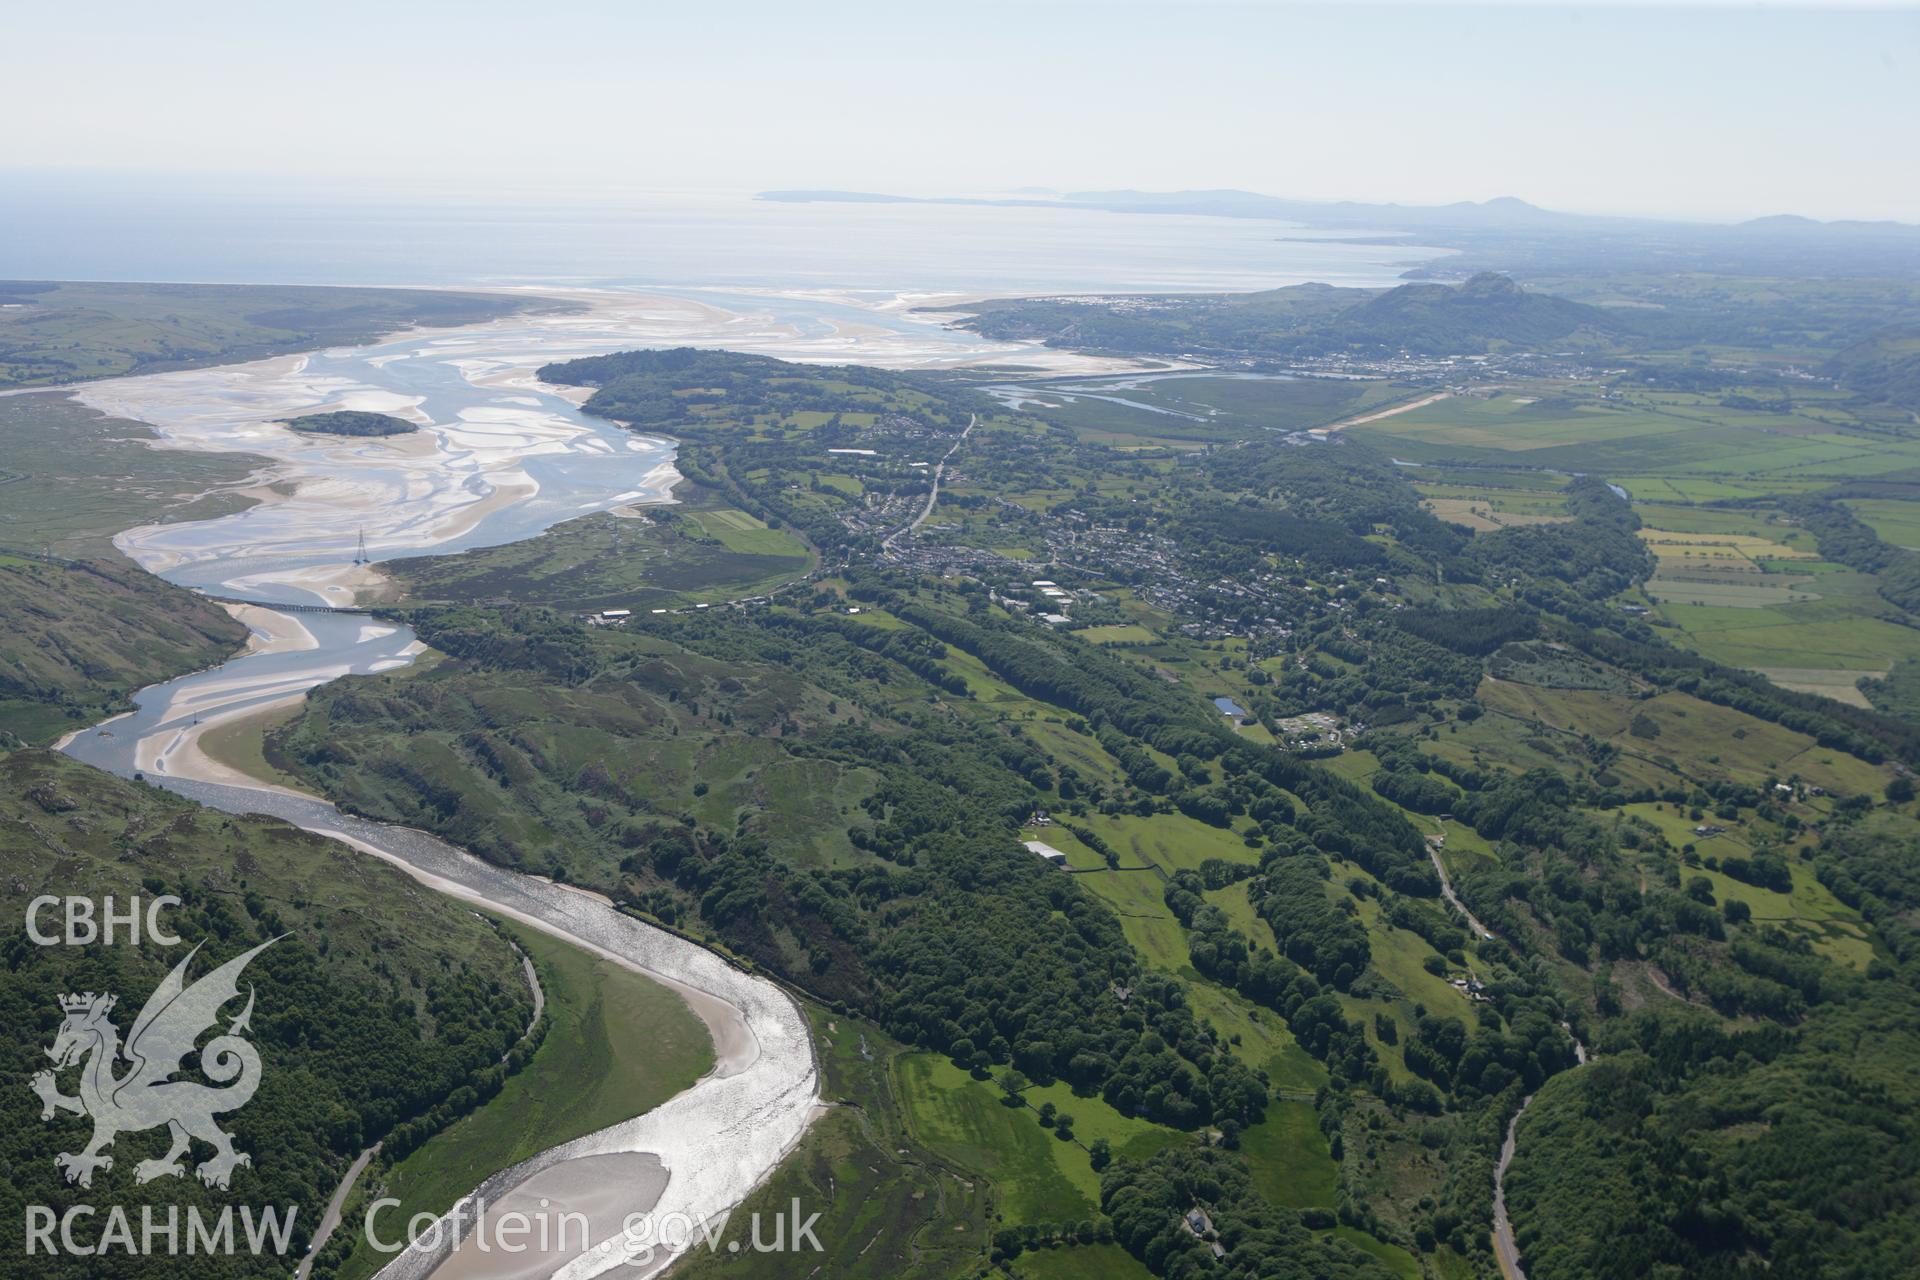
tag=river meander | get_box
[55,287,1107,1278]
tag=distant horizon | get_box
[6,2,1915,224]
[752,185,1920,229]
[0,185,1453,294]
[4,168,1913,234]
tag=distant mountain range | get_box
[761,188,1920,279]
[762,187,1919,237]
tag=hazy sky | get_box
[9,1,1918,222]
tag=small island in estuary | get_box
[282,409,418,437]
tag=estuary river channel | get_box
[55,286,1127,1278]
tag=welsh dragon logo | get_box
[29,938,278,1190]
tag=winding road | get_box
[1425,836,1593,1280]
[1427,838,1528,1280]
[1427,840,1496,943]
[1490,1100,1529,1280]
[883,412,974,551]
[1490,1030,1590,1280]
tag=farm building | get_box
[1022,840,1068,867]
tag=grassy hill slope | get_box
[0,280,549,389]
[945,273,1614,361]
[0,552,244,744]
[0,391,262,744]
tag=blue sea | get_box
[0,175,1448,294]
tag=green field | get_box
[1478,681,1891,796]
[682,505,814,557]
[679,1009,991,1280]
[1329,1225,1425,1280]
[1632,504,1820,546]
[1653,595,1920,677]
[1353,386,1920,480]
[196,697,309,790]
[1078,809,1263,872]
[1646,578,1822,608]
[1012,1242,1158,1280]
[1238,1100,1339,1207]
[1073,623,1158,644]
[1018,1075,1187,1168]
[1072,870,1188,968]
[1333,375,1920,711]
[896,1053,1108,1222]
[1843,497,1920,550]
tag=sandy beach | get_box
[226,602,321,654]
[427,1154,670,1280]
[116,607,409,794]
[219,561,396,608]
[144,691,313,796]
